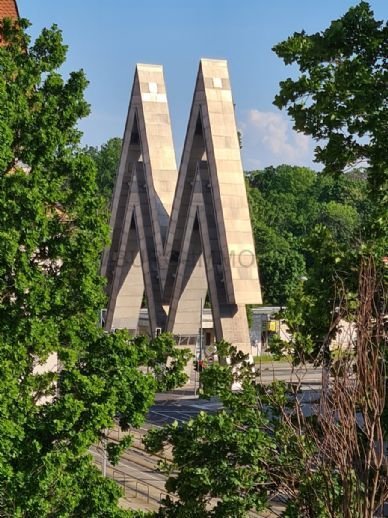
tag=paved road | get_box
[146,397,223,426]
[156,361,323,401]
[257,361,322,383]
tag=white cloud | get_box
[239,109,316,170]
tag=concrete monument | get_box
[102,59,261,352]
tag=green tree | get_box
[271,1,387,362]
[84,137,122,205]
[246,165,367,306]
[144,344,347,517]
[254,222,305,306]
[147,325,387,516]
[144,345,277,517]
[273,1,387,233]
[0,18,186,516]
[270,7,387,512]
[248,165,319,238]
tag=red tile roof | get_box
[0,0,19,20]
[0,0,19,46]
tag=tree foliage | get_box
[247,164,368,306]
[147,322,387,517]
[273,1,387,240]
[268,2,387,363]
[273,2,387,199]
[144,345,277,517]
[84,137,122,204]
[0,18,186,516]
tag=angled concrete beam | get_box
[102,64,177,332]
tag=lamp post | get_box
[199,297,203,364]
[102,430,107,477]
[194,298,203,396]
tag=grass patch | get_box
[253,354,292,364]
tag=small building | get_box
[135,306,287,355]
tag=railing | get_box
[109,465,176,506]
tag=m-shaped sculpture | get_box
[101,59,261,352]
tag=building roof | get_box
[0,0,19,46]
[0,0,19,20]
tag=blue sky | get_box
[17,0,387,171]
